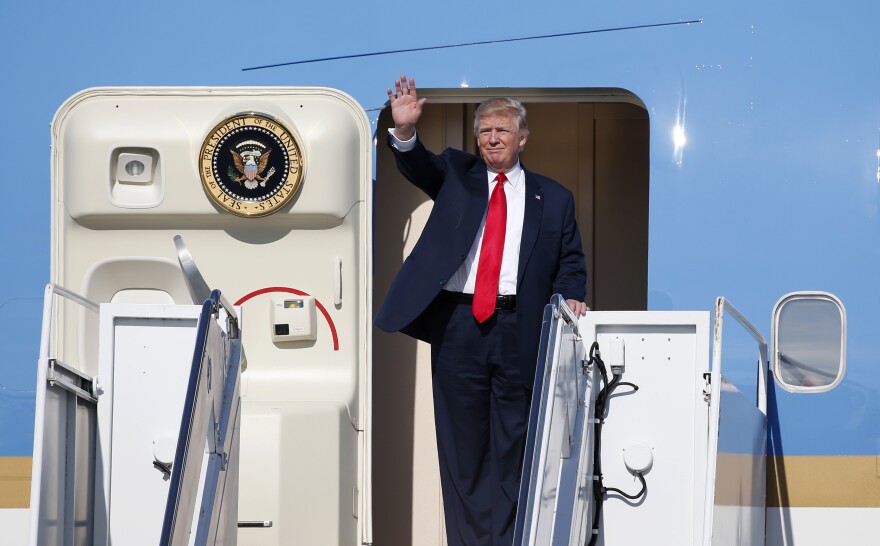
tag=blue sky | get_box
[2,0,879,457]
[1,0,656,452]
[0,0,702,379]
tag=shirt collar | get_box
[487,162,523,190]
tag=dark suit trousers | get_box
[427,296,530,546]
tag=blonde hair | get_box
[473,98,529,137]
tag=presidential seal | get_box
[199,112,305,217]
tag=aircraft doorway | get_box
[372,88,649,546]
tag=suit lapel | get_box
[518,169,543,286]
[463,160,489,237]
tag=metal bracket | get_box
[153,460,173,478]
[238,521,274,528]
[702,372,712,402]
[46,358,98,404]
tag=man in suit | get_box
[375,75,588,546]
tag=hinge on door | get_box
[702,372,712,403]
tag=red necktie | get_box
[473,173,507,323]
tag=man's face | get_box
[476,112,528,172]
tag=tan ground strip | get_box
[713,453,764,506]
[767,455,880,507]
[4,454,879,509]
[0,457,31,508]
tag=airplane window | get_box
[771,292,846,393]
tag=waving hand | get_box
[387,74,427,141]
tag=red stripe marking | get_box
[234,287,339,351]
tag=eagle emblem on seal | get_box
[228,140,277,189]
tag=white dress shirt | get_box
[389,129,525,295]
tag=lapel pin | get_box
[535,194,541,200]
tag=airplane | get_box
[1,1,879,544]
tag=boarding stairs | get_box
[27,279,766,546]
[514,295,768,546]
[28,240,242,546]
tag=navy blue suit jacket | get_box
[375,136,587,389]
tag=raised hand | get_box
[386,74,427,141]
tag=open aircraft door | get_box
[702,298,768,546]
[29,87,373,545]
[516,296,769,545]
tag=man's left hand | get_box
[566,299,590,317]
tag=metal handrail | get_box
[29,283,99,546]
[712,296,769,414]
[554,295,580,337]
[701,296,769,546]
[160,289,243,546]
